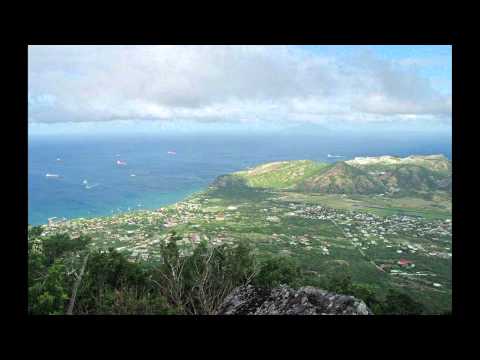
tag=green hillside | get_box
[233,160,329,189]
[294,162,388,194]
[217,155,451,196]
[346,155,452,195]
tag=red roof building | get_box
[398,259,414,266]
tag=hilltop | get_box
[217,285,372,315]
[346,154,451,172]
[217,155,451,196]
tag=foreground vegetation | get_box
[29,226,436,315]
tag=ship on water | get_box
[46,173,60,178]
[167,151,176,155]
[327,154,344,158]
[116,160,127,166]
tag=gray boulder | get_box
[216,285,372,315]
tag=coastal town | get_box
[41,186,452,298]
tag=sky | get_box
[28,45,452,136]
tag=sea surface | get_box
[28,132,452,225]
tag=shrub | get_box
[155,235,258,314]
[42,233,91,265]
[74,248,152,313]
[253,256,302,288]
[28,225,43,240]
[28,260,70,315]
[87,287,178,315]
[376,289,426,315]
[349,283,382,312]
[324,270,354,295]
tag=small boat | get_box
[46,173,60,178]
[167,151,176,155]
[130,174,136,177]
[56,158,62,162]
[327,154,344,158]
[82,179,88,184]
[116,160,127,166]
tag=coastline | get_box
[29,186,208,226]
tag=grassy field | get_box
[276,192,451,220]
[234,160,329,189]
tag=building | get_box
[398,259,414,266]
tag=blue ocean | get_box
[28,132,452,225]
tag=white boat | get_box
[46,173,60,178]
[327,154,344,158]
[116,160,127,166]
[82,179,88,184]
[167,151,176,155]
[130,174,136,177]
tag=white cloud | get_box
[28,45,451,127]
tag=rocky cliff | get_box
[217,285,372,315]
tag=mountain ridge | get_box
[213,154,451,196]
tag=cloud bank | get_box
[28,45,451,128]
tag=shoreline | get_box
[29,187,207,227]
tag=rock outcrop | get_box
[216,285,372,315]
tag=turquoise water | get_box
[28,132,451,225]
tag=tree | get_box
[152,234,258,314]
[73,248,167,314]
[42,233,91,265]
[379,289,425,315]
[253,256,302,288]
[28,225,43,240]
[28,260,70,315]
[350,283,381,313]
[325,270,353,295]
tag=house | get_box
[190,233,201,243]
[398,259,414,266]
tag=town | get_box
[41,186,452,308]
